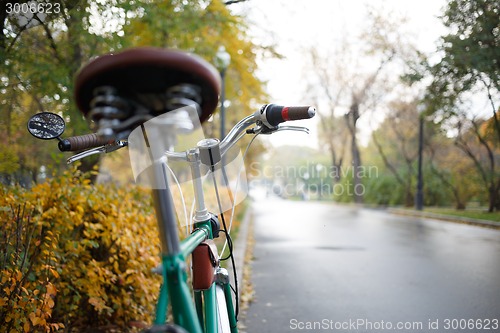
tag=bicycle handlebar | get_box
[60,103,316,159]
[259,104,316,127]
[58,133,112,152]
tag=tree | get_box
[307,48,349,185]
[421,0,500,211]
[454,115,500,210]
[305,7,414,203]
[367,94,482,209]
[1,0,267,184]
[344,53,394,204]
[371,99,421,207]
[426,124,481,209]
[1,1,123,180]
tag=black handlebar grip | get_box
[263,104,316,127]
[58,133,111,152]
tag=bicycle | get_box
[27,47,315,333]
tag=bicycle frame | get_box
[135,108,312,332]
[28,102,314,333]
[26,46,317,332]
[150,143,239,333]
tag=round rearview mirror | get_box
[27,112,66,140]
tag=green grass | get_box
[424,207,500,222]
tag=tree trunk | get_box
[351,133,363,204]
[0,2,8,51]
[66,3,101,177]
[346,98,363,204]
[488,179,500,212]
[405,188,414,207]
[329,146,343,184]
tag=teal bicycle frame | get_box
[149,147,238,333]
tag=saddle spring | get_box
[87,84,203,140]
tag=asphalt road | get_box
[243,197,500,333]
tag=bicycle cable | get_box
[220,132,258,256]
[211,133,259,320]
[210,164,240,319]
[165,163,190,234]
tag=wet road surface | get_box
[243,198,500,332]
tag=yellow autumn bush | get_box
[0,167,162,332]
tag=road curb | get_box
[387,208,500,230]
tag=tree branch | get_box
[6,24,28,53]
[478,74,500,144]
[428,149,464,208]
[39,19,63,64]
[454,132,489,187]
[471,118,495,175]
[372,131,406,186]
[225,0,249,5]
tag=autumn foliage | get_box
[0,167,162,332]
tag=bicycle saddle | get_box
[74,47,221,137]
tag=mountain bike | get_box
[27,47,315,333]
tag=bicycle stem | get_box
[187,149,211,223]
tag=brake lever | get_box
[276,125,310,134]
[247,124,310,135]
[66,140,128,164]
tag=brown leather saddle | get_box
[74,47,221,137]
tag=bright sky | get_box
[232,0,448,148]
